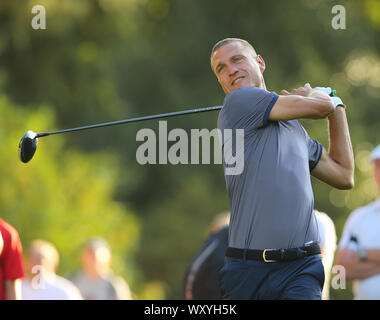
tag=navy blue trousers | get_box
[219,254,325,300]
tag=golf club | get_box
[18,105,223,163]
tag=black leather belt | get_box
[226,242,321,263]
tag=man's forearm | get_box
[365,249,380,264]
[308,89,336,117]
[344,261,380,280]
[327,107,355,183]
[337,248,380,280]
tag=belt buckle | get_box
[262,249,277,263]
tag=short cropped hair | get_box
[28,239,60,270]
[210,38,257,61]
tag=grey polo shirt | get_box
[218,87,322,250]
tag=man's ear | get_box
[256,55,266,74]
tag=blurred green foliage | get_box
[0,0,379,299]
[0,96,142,295]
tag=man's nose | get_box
[228,64,239,77]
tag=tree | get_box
[0,95,141,294]
[1,0,379,299]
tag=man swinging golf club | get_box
[211,38,354,300]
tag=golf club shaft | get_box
[36,105,223,138]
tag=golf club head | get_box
[18,130,38,163]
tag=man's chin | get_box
[228,84,255,93]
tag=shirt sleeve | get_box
[112,276,132,300]
[0,231,3,256]
[308,139,322,171]
[299,125,322,171]
[65,282,83,300]
[223,87,279,130]
[2,226,26,281]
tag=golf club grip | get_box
[36,105,223,138]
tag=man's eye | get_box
[218,66,225,73]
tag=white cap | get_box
[370,145,380,163]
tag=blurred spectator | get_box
[314,210,337,300]
[22,239,82,300]
[183,212,230,300]
[71,237,132,300]
[0,218,25,300]
[336,145,380,299]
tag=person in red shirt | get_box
[0,218,26,300]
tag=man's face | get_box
[373,159,380,194]
[27,249,54,274]
[82,246,111,273]
[211,42,265,95]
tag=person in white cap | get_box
[336,145,380,299]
